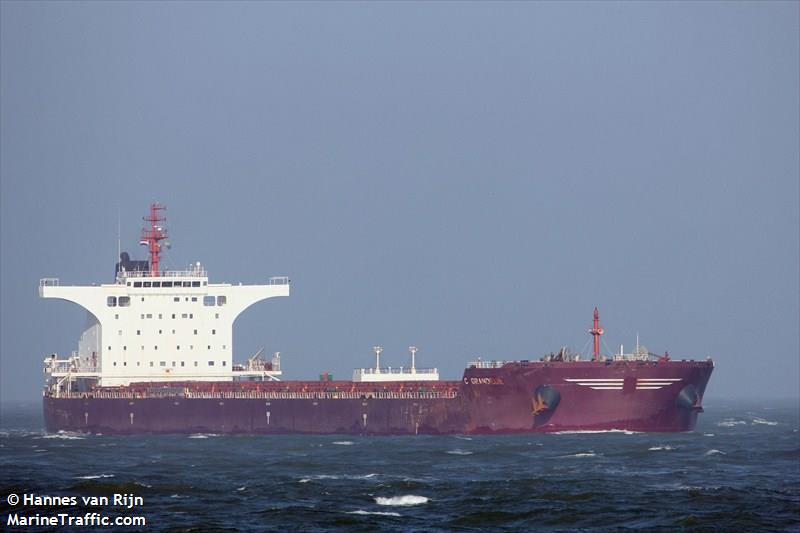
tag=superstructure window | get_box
[136,330,140,335]
[107,296,117,307]
[160,361,166,367]
[208,361,215,366]
[222,361,226,367]
[217,296,226,306]
[191,297,197,302]
[192,281,201,287]
[173,297,180,302]
[212,329,216,335]
[182,313,188,319]
[152,281,161,287]
[146,314,153,319]
[118,296,130,306]
[203,296,215,306]
[162,281,173,288]
[182,281,192,287]
[143,281,151,288]
[134,282,142,288]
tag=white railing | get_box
[467,360,507,369]
[39,278,60,287]
[118,269,208,280]
[269,276,290,285]
[356,367,438,375]
[44,390,459,400]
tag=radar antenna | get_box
[140,203,168,276]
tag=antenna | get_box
[373,346,383,374]
[409,346,417,373]
[117,209,121,264]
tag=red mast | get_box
[589,307,604,361]
[140,203,167,276]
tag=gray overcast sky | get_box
[1,1,798,403]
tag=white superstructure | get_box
[352,346,439,382]
[41,204,289,391]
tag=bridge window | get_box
[192,281,201,287]
[162,281,173,288]
[203,296,215,306]
[143,282,151,288]
[118,296,130,306]
[133,282,142,288]
[152,281,161,288]
[146,314,152,319]
[217,296,226,306]
[182,281,192,287]
[107,296,117,307]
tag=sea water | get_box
[1,399,798,531]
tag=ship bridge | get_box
[40,203,290,393]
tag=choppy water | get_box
[1,400,798,531]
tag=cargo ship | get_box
[41,204,713,434]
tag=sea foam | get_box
[375,495,429,506]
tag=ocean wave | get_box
[332,441,355,446]
[751,417,778,426]
[348,510,401,517]
[559,452,596,458]
[551,429,640,435]
[42,431,86,440]
[454,435,473,441]
[76,474,115,480]
[446,449,473,455]
[705,449,726,456]
[236,486,246,491]
[648,445,674,451]
[188,433,219,439]
[375,495,429,506]
[716,418,747,427]
[703,433,715,437]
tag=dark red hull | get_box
[43,360,713,434]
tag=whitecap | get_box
[348,510,401,517]
[716,419,747,427]
[703,433,715,437]
[188,433,219,439]
[454,435,473,441]
[751,417,778,426]
[705,449,726,456]
[551,429,639,435]
[559,452,596,458]
[375,495,429,506]
[648,445,674,451]
[236,486,246,491]
[298,478,311,483]
[332,441,355,446]
[42,431,85,440]
[76,474,114,480]
[446,449,473,455]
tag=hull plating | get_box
[44,360,713,434]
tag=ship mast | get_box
[140,203,167,276]
[589,307,604,361]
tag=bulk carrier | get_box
[41,204,713,434]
